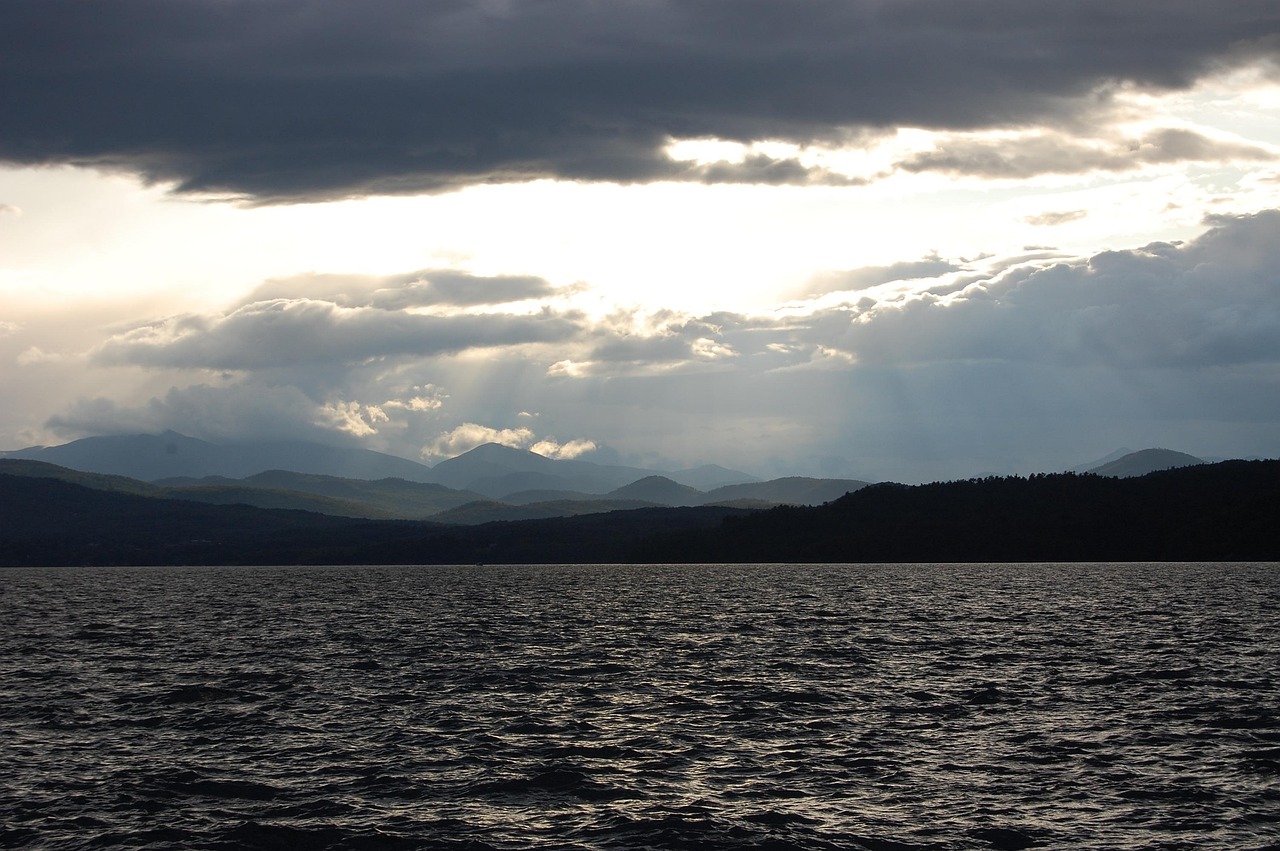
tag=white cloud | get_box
[315,400,390,437]
[530,438,598,460]
[691,337,736,359]
[22,209,1280,481]
[419,422,597,462]
[1024,210,1088,226]
[383,385,447,413]
[547,360,587,378]
[421,423,536,460]
[16,346,65,365]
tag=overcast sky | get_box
[3,0,1280,481]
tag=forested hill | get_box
[2,460,1277,565]
[638,460,1280,563]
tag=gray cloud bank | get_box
[824,210,1280,369]
[95,298,581,370]
[3,0,1278,201]
[50,210,1280,479]
[900,128,1276,179]
[85,210,1280,375]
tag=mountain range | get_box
[4,430,1213,486]
[0,432,1223,525]
[1,432,766,494]
[3,458,1276,566]
[0,434,871,521]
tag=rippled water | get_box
[2,563,1279,850]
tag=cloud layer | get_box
[4,0,1278,200]
[31,210,1278,479]
[95,297,581,370]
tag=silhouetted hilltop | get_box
[608,476,705,506]
[1087,448,1204,478]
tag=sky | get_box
[3,0,1280,483]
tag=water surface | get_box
[2,562,1278,849]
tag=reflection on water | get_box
[2,563,1278,849]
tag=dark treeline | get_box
[2,460,1277,566]
[638,461,1280,563]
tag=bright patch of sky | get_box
[3,1,1280,480]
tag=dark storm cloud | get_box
[94,298,582,370]
[3,0,1277,201]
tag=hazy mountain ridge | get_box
[0,457,860,525]
[668,464,760,490]
[0,434,844,516]
[0,460,483,521]
[2,431,439,483]
[427,443,661,495]
[2,433,760,496]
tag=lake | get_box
[2,562,1278,849]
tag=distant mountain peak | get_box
[459,442,543,460]
[1071,446,1136,473]
[669,463,759,489]
[608,475,705,506]
[1087,448,1204,478]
